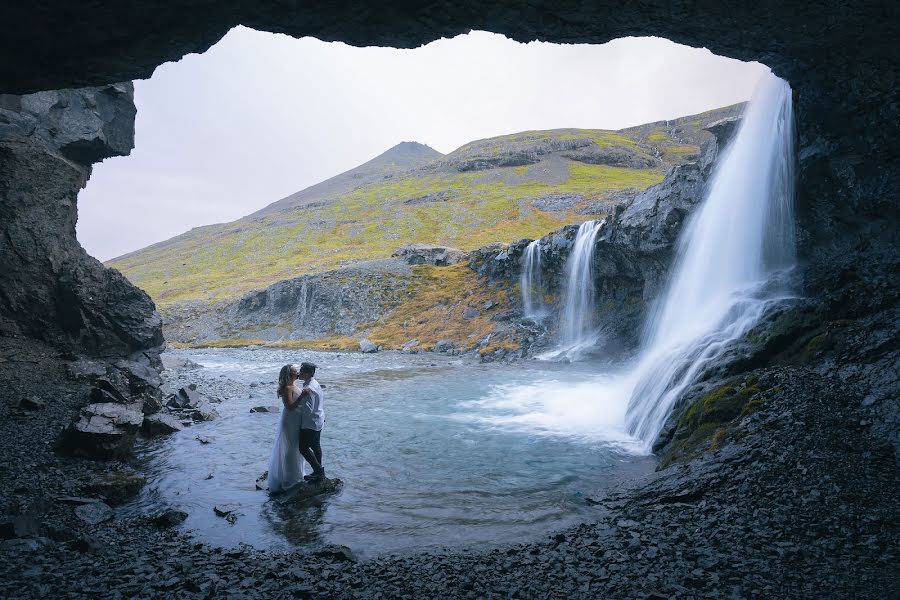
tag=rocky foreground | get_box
[1,336,896,599]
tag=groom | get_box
[296,362,326,482]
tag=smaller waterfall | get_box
[547,219,605,359]
[520,240,544,318]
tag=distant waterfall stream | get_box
[536,219,606,361]
[624,74,797,449]
[520,240,544,318]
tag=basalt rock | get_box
[392,244,468,266]
[163,258,413,343]
[58,402,144,459]
[0,84,163,358]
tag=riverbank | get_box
[1,337,896,598]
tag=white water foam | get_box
[455,371,646,453]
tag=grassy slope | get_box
[109,104,742,308]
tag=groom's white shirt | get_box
[299,377,324,431]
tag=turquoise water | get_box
[128,348,653,556]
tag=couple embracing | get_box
[267,362,326,493]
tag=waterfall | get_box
[546,219,605,360]
[624,73,796,449]
[520,240,544,318]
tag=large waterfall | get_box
[520,240,544,318]
[624,74,796,449]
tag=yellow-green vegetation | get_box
[111,109,741,309]
[110,157,663,307]
[660,376,766,468]
[364,262,511,351]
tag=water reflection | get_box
[128,349,654,557]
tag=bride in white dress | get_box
[267,364,307,493]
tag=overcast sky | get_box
[76,28,769,261]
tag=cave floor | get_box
[0,337,897,599]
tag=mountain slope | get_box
[108,103,743,307]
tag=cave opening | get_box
[62,28,777,553]
[1,5,897,596]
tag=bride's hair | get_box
[276,364,296,399]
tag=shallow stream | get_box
[127,348,654,557]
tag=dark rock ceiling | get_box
[1,1,896,95]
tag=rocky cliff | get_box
[0,85,163,356]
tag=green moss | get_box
[804,333,831,359]
[662,378,766,468]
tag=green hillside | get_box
[109,104,743,307]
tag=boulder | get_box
[213,504,239,517]
[86,470,145,505]
[392,244,468,266]
[358,338,379,353]
[151,509,188,528]
[433,339,455,353]
[19,396,45,410]
[141,413,184,436]
[58,402,144,459]
[463,307,480,319]
[250,405,280,413]
[189,401,218,422]
[74,502,113,525]
[315,544,357,563]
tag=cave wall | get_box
[0,84,163,356]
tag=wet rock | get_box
[58,402,144,459]
[74,502,113,525]
[86,469,145,505]
[151,509,188,528]
[213,504,239,517]
[196,435,211,444]
[141,412,184,436]
[433,339,455,353]
[173,386,207,408]
[358,338,379,353]
[19,396,45,410]
[189,401,218,422]
[255,472,268,490]
[315,544,357,563]
[250,405,280,413]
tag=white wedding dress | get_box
[266,386,307,493]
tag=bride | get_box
[266,364,307,493]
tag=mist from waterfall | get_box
[624,73,796,449]
[520,240,545,318]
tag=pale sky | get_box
[77,28,769,261]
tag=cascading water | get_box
[520,240,544,318]
[547,219,605,360]
[624,73,796,449]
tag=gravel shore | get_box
[1,338,897,599]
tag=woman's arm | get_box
[281,384,297,410]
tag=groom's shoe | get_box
[306,468,325,482]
